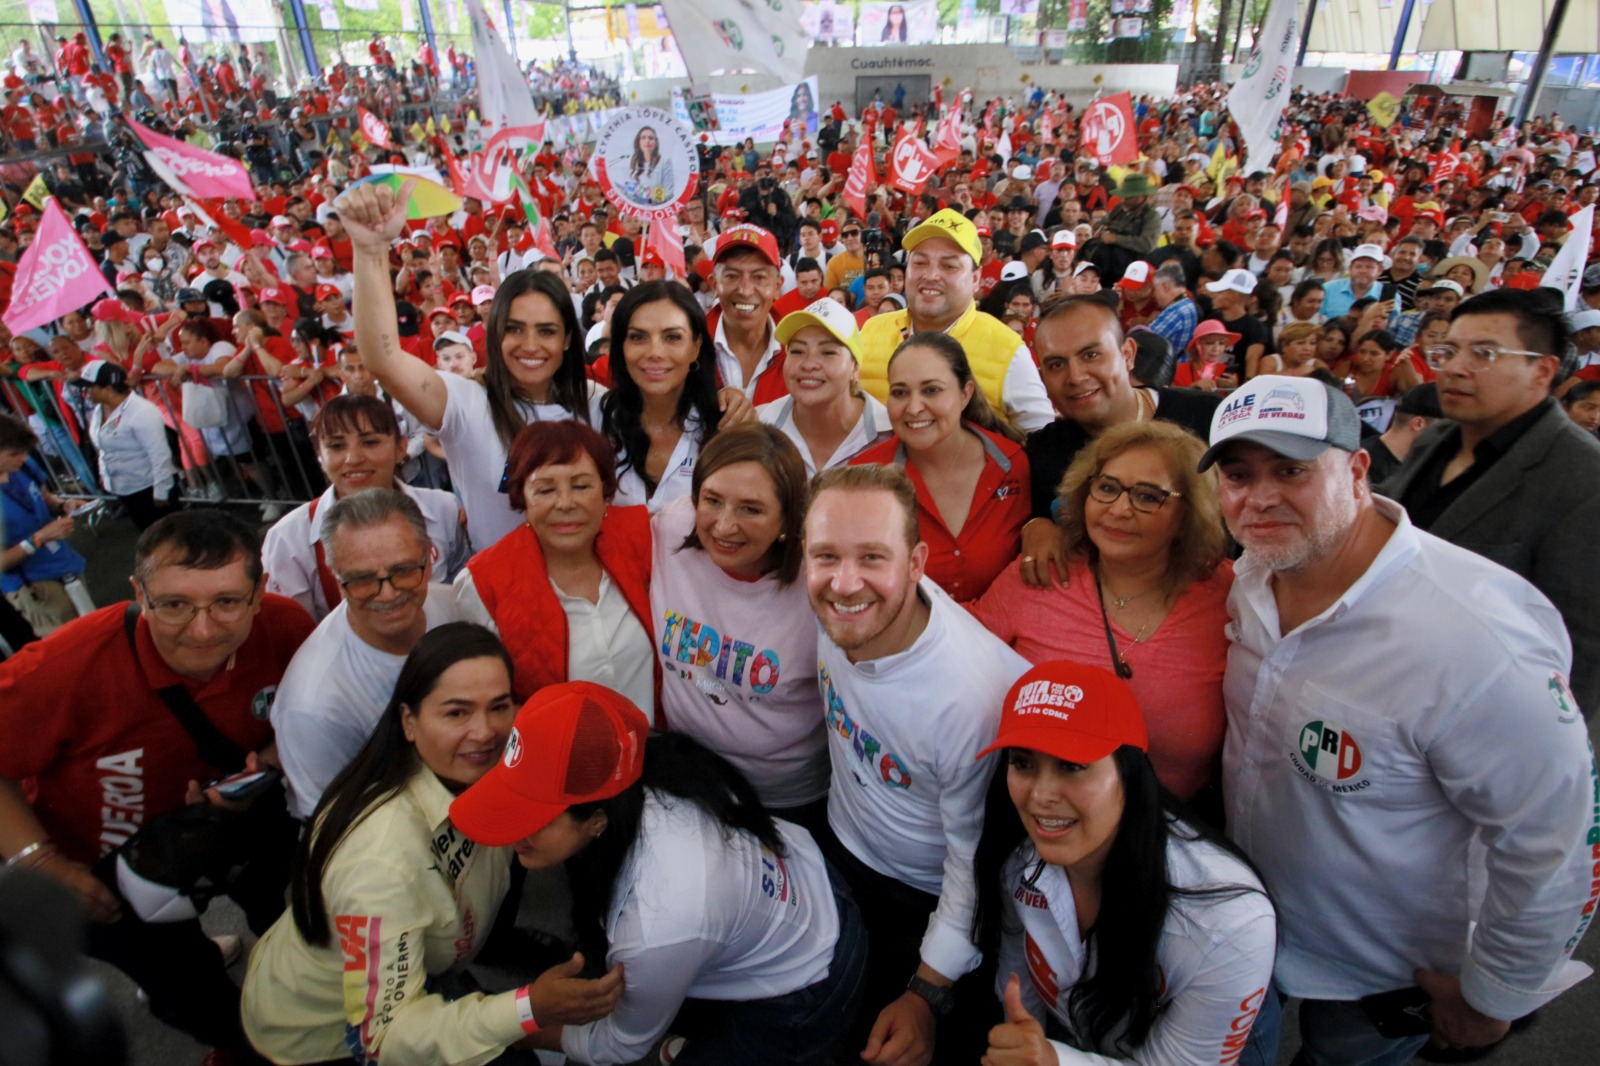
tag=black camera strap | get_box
[122,602,247,774]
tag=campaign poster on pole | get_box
[592,108,700,221]
[671,77,820,145]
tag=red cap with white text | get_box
[976,662,1147,766]
[450,682,649,847]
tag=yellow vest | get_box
[859,304,1019,418]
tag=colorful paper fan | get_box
[350,173,463,219]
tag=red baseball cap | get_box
[258,288,287,306]
[449,293,473,306]
[450,682,649,846]
[90,297,142,325]
[721,207,744,221]
[249,228,274,248]
[712,223,781,268]
[820,218,839,240]
[976,662,1148,766]
[314,284,342,302]
[640,247,665,267]
[426,306,454,320]
[193,239,217,253]
[310,245,333,259]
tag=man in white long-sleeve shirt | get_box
[803,464,1029,1066]
[272,490,459,819]
[1200,375,1597,1066]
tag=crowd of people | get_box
[1,56,1599,1066]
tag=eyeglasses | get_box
[1087,474,1181,514]
[138,582,258,626]
[339,561,429,601]
[1423,343,1551,371]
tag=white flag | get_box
[466,0,541,135]
[1226,0,1298,177]
[659,0,810,84]
[1540,204,1594,311]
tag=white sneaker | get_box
[211,933,244,967]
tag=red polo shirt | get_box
[852,424,1030,603]
[0,596,314,863]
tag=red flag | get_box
[1428,140,1461,185]
[1080,92,1138,167]
[358,107,393,149]
[444,151,474,198]
[843,143,877,218]
[887,132,941,196]
[932,106,963,169]
[200,197,254,252]
[646,219,685,278]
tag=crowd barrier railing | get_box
[2,372,329,515]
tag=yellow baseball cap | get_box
[776,297,863,362]
[902,208,982,264]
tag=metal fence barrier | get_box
[2,371,330,517]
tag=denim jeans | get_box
[668,863,870,1065]
[1245,981,1431,1066]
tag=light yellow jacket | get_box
[242,769,518,1065]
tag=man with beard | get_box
[1202,375,1594,1066]
[804,464,1028,1066]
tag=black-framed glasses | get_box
[339,560,429,601]
[1087,474,1181,514]
[137,581,259,626]
[1423,343,1551,371]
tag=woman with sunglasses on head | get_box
[970,421,1231,807]
[452,681,867,1066]
[971,661,1275,1066]
[338,179,607,551]
[242,624,624,1065]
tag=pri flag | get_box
[659,0,810,85]
[1428,141,1462,186]
[933,106,963,166]
[127,118,257,201]
[1226,0,1298,177]
[358,107,393,148]
[843,143,878,218]
[465,0,541,134]
[1540,204,1594,311]
[1080,92,1138,167]
[646,218,686,278]
[888,132,941,197]
[2,200,113,335]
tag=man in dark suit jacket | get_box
[1381,289,1600,714]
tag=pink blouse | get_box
[969,556,1234,799]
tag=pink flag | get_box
[2,200,114,335]
[358,107,394,149]
[127,117,257,202]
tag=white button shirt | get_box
[1224,497,1596,1019]
[756,393,891,476]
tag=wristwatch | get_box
[906,974,955,1017]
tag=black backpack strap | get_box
[122,602,247,774]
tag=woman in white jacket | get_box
[972,661,1277,1066]
[75,359,176,530]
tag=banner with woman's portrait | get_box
[592,108,700,222]
[670,77,819,146]
[856,1,939,46]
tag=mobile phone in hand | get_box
[206,767,282,803]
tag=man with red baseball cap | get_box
[709,223,789,403]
